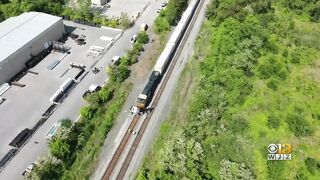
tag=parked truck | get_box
[82,84,102,99]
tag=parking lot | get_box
[103,0,150,19]
[0,21,122,158]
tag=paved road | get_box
[0,1,163,179]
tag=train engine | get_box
[137,71,161,109]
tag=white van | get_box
[112,56,121,66]
[140,23,149,31]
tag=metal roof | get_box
[154,42,175,74]
[0,12,62,65]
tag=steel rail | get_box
[116,0,206,179]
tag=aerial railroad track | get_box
[102,0,206,179]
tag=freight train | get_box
[136,0,200,109]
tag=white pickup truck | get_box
[22,163,35,176]
[82,84,102,99]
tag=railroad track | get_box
[102,0,206,179]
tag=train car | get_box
[154,0,200,75]
[138,0,200,109]
[168,21,185,45]
[153,42,175,74]
[137,71,161,109]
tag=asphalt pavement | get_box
[0,21,121,160]
[103,0,151,19]
[0,0,163,179]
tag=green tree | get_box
[50,138,71,161]
[80,106,96,119]
[219,159,255,180]
[154,15,170,33]
[120,12,131,29]
[137,31,149,44]
[28,155,63,180]
[60,119,73,128]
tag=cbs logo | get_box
[268,144,292,154]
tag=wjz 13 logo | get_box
[267,144,292,161]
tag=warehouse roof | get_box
[0,12,62,64]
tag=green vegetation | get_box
[138,0,320,179]
[29,82,132,179]
[0,0,126,28]
[107,32,149,82]
[154,0,188,34]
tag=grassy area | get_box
[137,0,320,179]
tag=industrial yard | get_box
[0,0,163,178]
[0,18,122,164]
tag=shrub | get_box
[50,138,71,161]
[266,78,279,90]
[286,113,314,137]
[305,157,320,174]
[85,93,102,106]
[29,155,64,179]
[119,12,131,29]
[267,161,285,179]
[219,159,255,180]
[295,167,309,180]
[80,106,96,120]
[98,88,113,103]
[267,114,280,129]
[106,65,130,82]
[115,64,130,82]
[290,52,300,64]
[257,55,288,80]
[60,119,73,128]
[227,116,249,133]
[154,16,171,34]
[137,31,149,44]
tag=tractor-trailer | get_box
[50,89,63,103]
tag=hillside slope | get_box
[137,0,320,179]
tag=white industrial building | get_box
[0,12,65,84]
